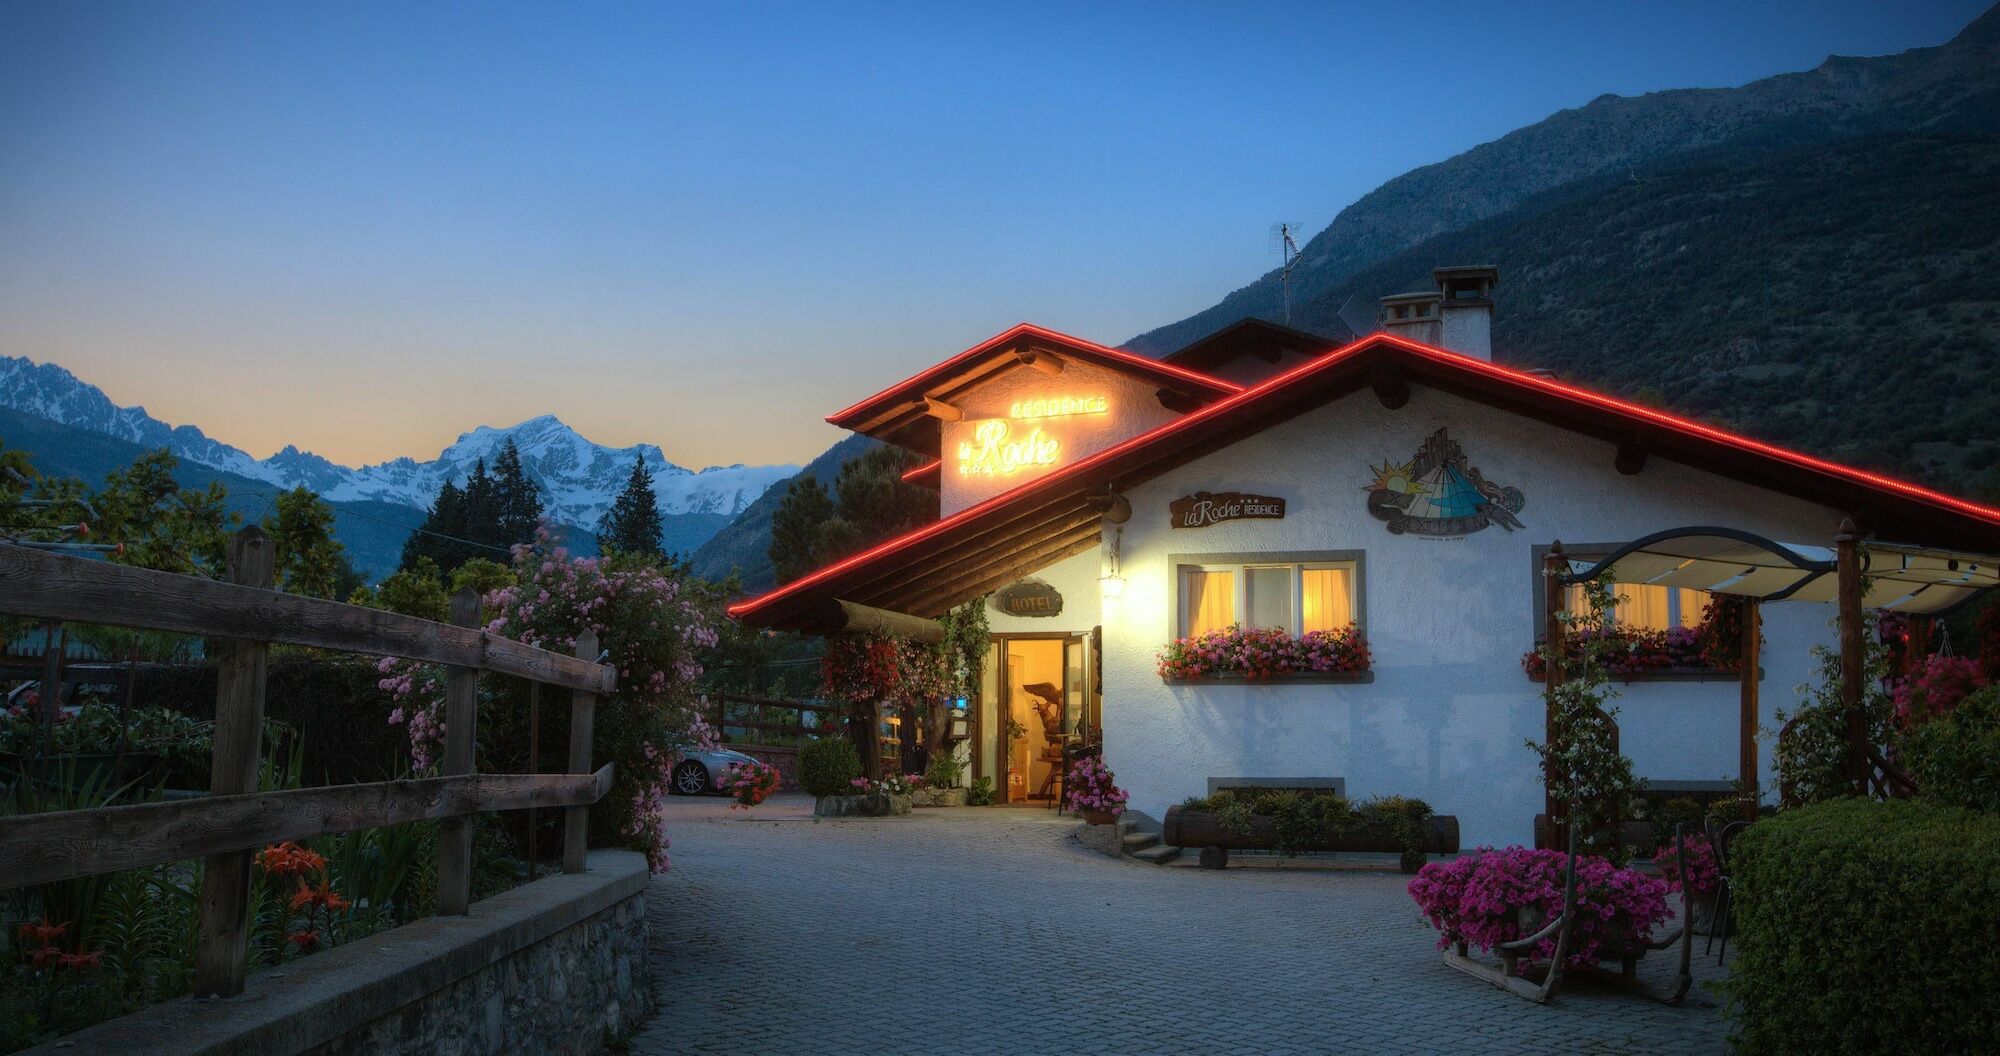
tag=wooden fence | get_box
[0,527,618,998]
[707,692,839,744]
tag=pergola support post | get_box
[1738,599,1761,821]
[1835,518,1867,792]
[1541,542,1567,849]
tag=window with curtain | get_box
[1179,560,1359,638]
[1562,582,1707,631]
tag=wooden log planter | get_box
[1163,805,1460,868]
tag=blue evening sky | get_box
[0,1,1986,467]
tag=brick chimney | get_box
[1379,265,1497,360]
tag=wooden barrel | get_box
[1163,805,1459,853]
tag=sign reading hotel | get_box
[956,393,1109,477]
[1169,491,1286,529]
[993,580,1063,617]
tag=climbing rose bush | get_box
[1892,654,1987,730]
[380,533,719,873]
[1407,846,1672,968]
[1157,624,1370,680]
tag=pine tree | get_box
[599,454,665,557]
[768,476,838,584]
[401,479,471,573]
[460,458,500,552]
[767,446,936,584]
[491,439,544,545]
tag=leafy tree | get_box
[262,487,359,599]
[491,439,543,546]
[767,447,935,584]
[356,556,451,622]
[449,557,515,597]
[46,449,238,577]
[599,455,664,557]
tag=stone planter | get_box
[910,786,968,808]
[1080,808,1117,825]
[814,793,913,817]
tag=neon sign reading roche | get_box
[957,394,1110,477]
[957,420,1058,476]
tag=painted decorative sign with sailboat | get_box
[1364,428,1526,537]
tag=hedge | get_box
[797,736,860,798]
[1725,798,2000,1054]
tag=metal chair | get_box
[1703,817,1751,961]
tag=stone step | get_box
[1120,831,1159,851]
[1132,843,1182,864]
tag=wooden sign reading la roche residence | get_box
[1169,491,1287,529]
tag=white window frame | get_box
[1170,550,1366,640]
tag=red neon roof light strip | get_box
[900,459,941,482]
[733,332,2000,619]
[824,322,1239,427]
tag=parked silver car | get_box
[670,746,762,795]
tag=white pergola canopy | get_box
[1562,526,1999,615]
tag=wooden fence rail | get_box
[0,528,620,998]
[708,692,839,743]
[0,541,613,694]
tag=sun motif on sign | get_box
[1366,460,1429,497]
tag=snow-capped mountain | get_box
[0,354,796,536]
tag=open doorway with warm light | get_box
[975,632,1096,806]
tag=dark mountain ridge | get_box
[1125,5,2000,356]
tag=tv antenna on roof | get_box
[1269,222,1303,326]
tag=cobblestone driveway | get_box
[629,798,1730,1055]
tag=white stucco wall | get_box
[1077,384,1846,849]
[984,548,1101,636]
[940,359,1182,516]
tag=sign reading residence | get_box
[1169,491,1287,529]
[993,580,1063,617]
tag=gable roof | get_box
[826,322,1241,458]
[732,330,2000,630]
[1159,317,1353,375]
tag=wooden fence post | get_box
[193,526,274,998]
[437,587,482,915]
[563,629,600,874]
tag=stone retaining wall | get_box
[29,850,652,1056]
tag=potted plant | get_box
[1062,756,1128,824]
[718,759,782,809]
[1157,624,1370,683]
[1408,846,1672,968]
[911,753,968,807]
[1650,835,1725,935]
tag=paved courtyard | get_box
[629,797,1731,1055]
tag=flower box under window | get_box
[1158,624,1372,684]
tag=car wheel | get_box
[672,760,710,796]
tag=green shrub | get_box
[798,737,861,798]
[1725,798,2000,1054]
[966,777,996,806]
[924,752,963,790]
[1901,685,2000,813]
